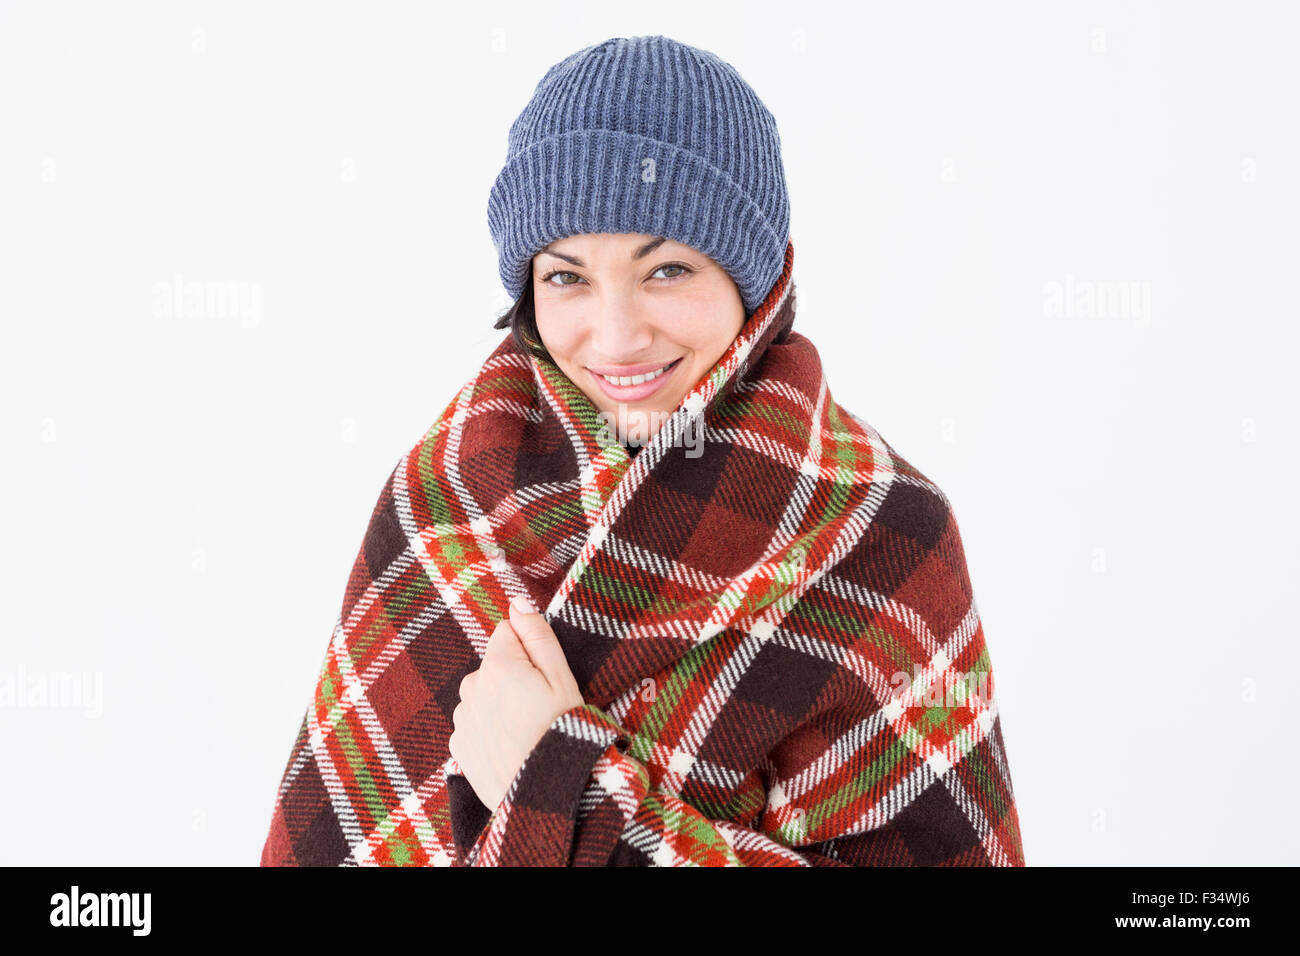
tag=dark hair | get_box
[491,257,555,364]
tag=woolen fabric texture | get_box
[486,34,791,315]
[259,240,1027,866]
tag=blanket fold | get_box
[259,239,1027,866]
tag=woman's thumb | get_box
[508,593,573,688]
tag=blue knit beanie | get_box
[487,35,790,316]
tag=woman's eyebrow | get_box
[539,236,668,267]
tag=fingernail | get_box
[511,593,536,614]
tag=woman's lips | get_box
[588,357,683,401]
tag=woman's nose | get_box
[590,303,654,357]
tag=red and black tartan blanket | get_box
[259,239,1027,866]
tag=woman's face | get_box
[531,233,745,448]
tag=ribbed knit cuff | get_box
[487,127,786,314]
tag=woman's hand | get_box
[449,592,585,811]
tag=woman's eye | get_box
[653,263,692,280]
[543,270,582,286]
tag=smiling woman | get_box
[260,34,1026,868]
[499,233,745,452]
[490,231,748,454]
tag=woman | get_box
[260,34,1026,866]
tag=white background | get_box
[2,0,1296,866]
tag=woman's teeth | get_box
[597,361,676,386]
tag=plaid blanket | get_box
[259,239,1026,866]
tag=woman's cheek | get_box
[535,318,578,366]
